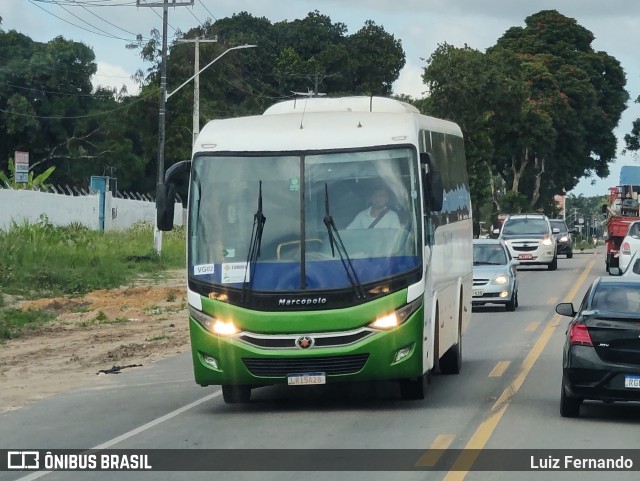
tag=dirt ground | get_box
[0,270,190,414]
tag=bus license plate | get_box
[624,375,640,389]
[518,254,533,260]
[473,289,483,297]
[288,373,326,386]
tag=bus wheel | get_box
[439,325,462,375]
[400,375,426,400]
[222,385,252,404]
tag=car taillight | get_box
[622,242,631,255]
[569,323,593,347]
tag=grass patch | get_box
[0,308,56,342]
[0,218,185,299]
[102,317,131,325]
[147,334,170,342]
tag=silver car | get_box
[472,239,519,311]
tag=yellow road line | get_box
[440,256,596,481]
[488,361,510,378]
[415,434,456,466]
[546,296,558,305]
[525,321,540,332]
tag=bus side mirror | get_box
[602,204,608,214]
[156,160,191,232]
[156,182,176,231]
[420,152,444,212]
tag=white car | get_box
[497,214,558,270]
[617,221,640,273]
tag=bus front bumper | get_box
[189,312,424,387]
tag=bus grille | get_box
[237,330,372,349]
[243,354,369,377]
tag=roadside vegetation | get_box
[0,217,185,342]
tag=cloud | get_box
[393,62,427,98]
[92,63,140,96]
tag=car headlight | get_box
[542,237,553,246]
[189,306,239,336]
[559,235,569,242]
[493,275,508,285]
[369,298,422,330]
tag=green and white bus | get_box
[157,96,473,403]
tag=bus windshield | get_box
[188,147,422,293]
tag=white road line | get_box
[14,391,222,481]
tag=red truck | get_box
[604,183,640,272]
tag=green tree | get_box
[489,10,628,207]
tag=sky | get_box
[3,0,640,197]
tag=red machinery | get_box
[604,185,640,272]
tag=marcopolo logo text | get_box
[278,297,327,306]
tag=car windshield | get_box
[591,284,640,314]
[473,244,507,265]
[502,218,548,235]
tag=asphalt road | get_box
[2,248,639,481]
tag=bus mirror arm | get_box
[164,159,191,184]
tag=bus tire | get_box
[222,385,252,404]
[400,375,426,400]
[439,299,463,375]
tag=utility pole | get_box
[137,0,194,254]
[176,36,218,148]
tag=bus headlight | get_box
[369,298,422,330]
[189,306,239,336]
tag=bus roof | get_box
[194,97,462,153]
[263,96,420,115]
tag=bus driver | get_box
[347,186,401,229]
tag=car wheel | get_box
[222,385,252,404]
[505,291,517,312]
[560,375,581,418]
[514,290,519,308]
[548,255,558,271]
[567,251,573,259]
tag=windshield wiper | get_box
[322,184,365,299]
[243,181,266,302]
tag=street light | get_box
[154,44,257,254]
[167,43,256,148]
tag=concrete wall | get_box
[0,189,183,231]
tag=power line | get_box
[0,90,156,120]
[198,1,218,22]
[26,0,141,42]
[71,0,140,37]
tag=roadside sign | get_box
[14,151,29,181]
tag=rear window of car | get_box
[592,283,640,313]
[502,218,549,235]
[549,220,568,232]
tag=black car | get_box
[556,277,640,417]
[549,218,573,258]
